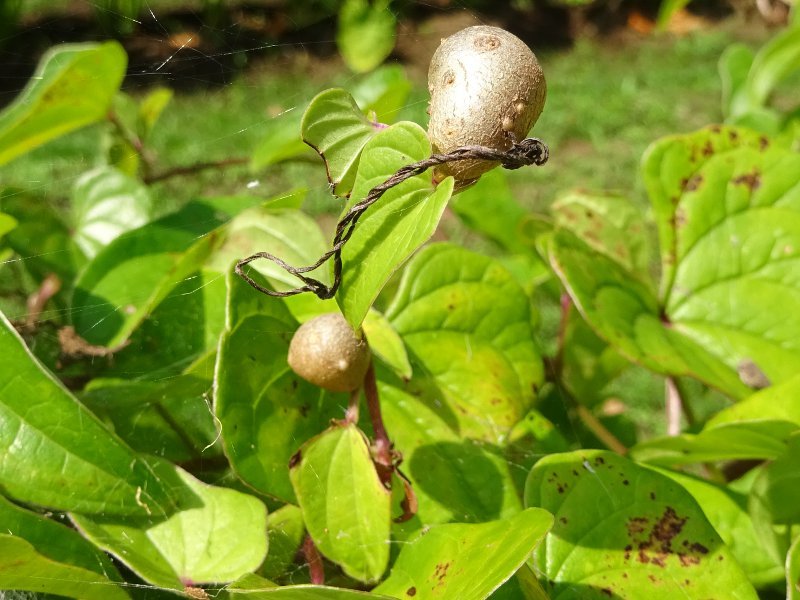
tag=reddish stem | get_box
[303,535,325,585]
[363,361,393,485]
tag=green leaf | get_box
[553,126,800,397]
[301,88,378,196]
[71,166,154,259]
[72,466,268,588]
[719,43,755,120]
[138,87,173,139]
[289,423,391,583]
[0,312,182,516]
[751,433,800,525]
[0,535,129,600]
[1,188,86,283]
[81,374,218,462]
[260,504,305,581]
[337,123,453,330]
[251,108,311,170]
[363,308,412,378]
[787,535,800,600]
[207,202,332,295]
[552,191,651,279]
[380,379,523,525]
[449,168,531,253]
[337,0,396,73]
[386,243,543,442]
[525,450,758,599]
[656,468,784,586]
[215,273,344,502]
[0,211,16,238]
[0,41,127,166]
[70,198,231,346]
[631,421,797,465]
[0,494,124,588]
[350,65,412,123]
[374,508,553,600]
[746,24,800,109]
[223,584,396,599]
[707,372,800,427]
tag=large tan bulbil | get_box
[427,26,546,188]
[287,312,371,393]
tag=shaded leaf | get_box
[251,108,311,170]
[223,583,395,599]
[380,379,522,525]
[788,535,800,600]
[0,41,126,166]
[0,312,181,516]
[215,273,344,502]
[386,243,543,442]
[374,508,553,600]
[72,466,268,588]
[525,450,758,599]
[337,123,453,330]
[260,504,305,581]
[289,423,391,583]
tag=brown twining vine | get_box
[235,137,549,298]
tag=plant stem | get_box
[665,377,683,436]
[302,535,325,585]
[363,361,393,484]
[574,403,628,455]
[107,111,155,177]
[144,157,249,184]
[345,387,360,424]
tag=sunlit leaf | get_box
[525,450,758,599]
[301,88,378,196]
[289,423,391,583]
[374,508,553,600]
[386,243,543,442]
[71,166,154,259]
[363,308,411,378]
[337,123,453,330]
[0,535,129,600]
[72,466,268,588]
[0,312,183,516]
[0,41,126,165]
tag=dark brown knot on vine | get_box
[234,137,549,300]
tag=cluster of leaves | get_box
[1,31,800,600]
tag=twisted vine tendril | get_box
[235,137,549,299]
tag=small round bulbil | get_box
[427,25,546,187]
[287,312,370,393]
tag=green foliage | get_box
[0,28,798,600]
[337,0,397,74]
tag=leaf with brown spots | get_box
[525,450,758,599]
[374,508,552,599]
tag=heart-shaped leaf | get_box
[0,41,126,166]
[301,89,378,196]
[386,243,542,442]
[525,450,758,599]
[70,166,154,259]
[215,273,344,502]
[550,126,800,398]
[337,122,454,330]
[0,312,182,517]
[289,423,391,583]
[72,466,268,588]
[374,508,553,600]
